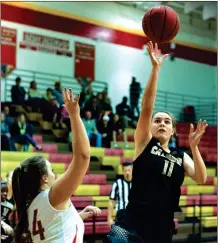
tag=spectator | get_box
[77,76,93,93]
[10,113,42,151]
[98,115,113,148]
[41,88,62,124]
[84,96,101,119]
[5,171,16,229]
[82,111,102,147]
[107,162,133,227]
[43,88,55,102]
[11,77,26,106]
[96,92,112,113]
[1,181,14,242]
[112,113,129,149]
[52,81,64,106]
[62,106,71,131]
[1,113,11,151]
[130,76,141,117]
[27,81,43,112]
[116,96,132,129]
[2,106,14,127]
[84,86,94,105]
[102,86,111,105]
[41,98,62,126]
[51,99,64,129]
[1,181,14,225]
[28,81,42,99]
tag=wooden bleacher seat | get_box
[27,112,42,122]
[74,185,100,196]
[2,151,49,162]
[92,196,109,208]
[179,195,216,206]
[11,104,26,114]
[202,216,217,228]
[110,141,135,149]
[102,156,120,170]
[90,147,105,158]
[40,120,52,131]
[104,148,123,156]
[182,206,217,217]
[183,176,217,185]
[83,174,106,185]
[53,128,68,139]
[181,185,216,195]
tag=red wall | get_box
[1,3,217,66]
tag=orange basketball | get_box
[142,5,180,43]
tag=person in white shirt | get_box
[12,88,101,243]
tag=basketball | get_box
[142,5,180,43]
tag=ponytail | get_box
[12,156,47,243]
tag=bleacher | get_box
[1,68,217,242]
[2,122,217,242]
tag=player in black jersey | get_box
[106,41,208,243]
[1,181,14,242]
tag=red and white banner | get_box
[1,27,17,76]
[74,42,95,80]
[20,32,72,57]
[1,27,17,46]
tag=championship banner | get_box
[20,32,72,57]
[74,42,95,80]
[1,27,17,77]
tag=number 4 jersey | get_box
[27,189,84,243]
[126,137,185,240]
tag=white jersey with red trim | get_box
[27,189,84,243]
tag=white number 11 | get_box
[162,160,175,177]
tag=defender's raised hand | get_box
[62,88,80,115]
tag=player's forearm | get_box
[107,202,115,220]
[141,66,160,112]
[79,211,85,221]
[190,146,207,184]
[69,113,90,160]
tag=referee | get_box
[107,162,132,227]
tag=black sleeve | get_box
[10,123,19,137]
[26,123,34,136]
[21,87,26,95]
[11,86,16,102]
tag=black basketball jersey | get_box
[1,199,14,225]
[126,137,185,241]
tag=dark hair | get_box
[16,77,21,83]
[122,162,133,168]
[54,81,61,89]
[12,156,48,243]
[30,81,36,89]
[152,111,177,135]
[122,96,128,102]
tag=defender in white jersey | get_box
[12,88,101,243]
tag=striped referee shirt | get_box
[109,178,132,211]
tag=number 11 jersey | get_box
[126,137,185,241]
